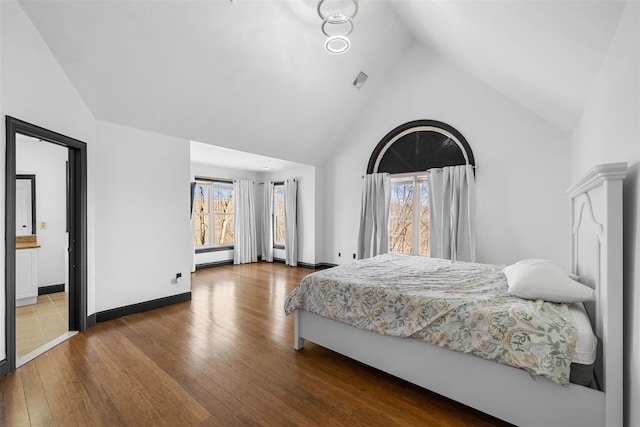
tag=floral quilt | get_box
[284,253,577,385]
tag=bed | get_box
[285,162,626,427]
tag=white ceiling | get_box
[17,0,626,169]
[393,1,626,131]
[190,140,308,171]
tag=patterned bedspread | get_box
[284,253,577,385]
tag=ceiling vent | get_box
[353,71,368,89]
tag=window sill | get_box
[273,244,285,250]
[196,245,234,254]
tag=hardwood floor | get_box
[0,262,511,426]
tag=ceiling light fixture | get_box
[318,0,358,54]
[325,35,351,54]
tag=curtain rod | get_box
[194,176,233,183]
[194,177,260,184]
[258,179,295,185]
[362,165,477,178]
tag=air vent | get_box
[352,71,368,89]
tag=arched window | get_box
[367,120,474,174]
[366,120,475,256]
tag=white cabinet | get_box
[16,248,38,306]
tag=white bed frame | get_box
[294,163,626,427]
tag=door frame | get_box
[1,116,88,377]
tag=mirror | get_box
[16,174,36,235]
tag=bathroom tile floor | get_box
[16,292,69,358]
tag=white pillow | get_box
[511,259,580,280]
[503,259,595,303]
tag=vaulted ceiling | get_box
[18,0,626,167]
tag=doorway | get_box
[15,137,71,365]
[1,116,88,377]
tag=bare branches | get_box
[389,178,430,255]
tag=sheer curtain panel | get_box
[233,180,258,264]
[261,181,274,262]
[284,179,298,266]
[427,164,476,262]
[357,173,391,259]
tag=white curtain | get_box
[284,179,297,266]
[233,179,258,264]
[261,181,274,262]
[357,173,391,259]
[427,164,476,262]
[190,182,196,272]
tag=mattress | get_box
[568,302,597,386]
[285,253,587,386]
[569,303,597,365]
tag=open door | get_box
[1,116,88,377]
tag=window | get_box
[193,180,234,248]
[389,176,430,256]
[367,120,474,257]
[273,184,285,247]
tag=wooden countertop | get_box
[16,235,40,249]
[16,242,41,249]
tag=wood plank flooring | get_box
[0,262,511,426]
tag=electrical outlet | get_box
[40,221,47,229]
[353,253,356,259]
[172,272,182,285]
[338,252,341,257]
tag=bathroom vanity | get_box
[16,235,39,307]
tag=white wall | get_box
[190,162,258,267]
[95,121,192,312]
[570,2,639,425]
[16,135,68,288]
[1,0,97,361]
[314,168,325,264]
[323,42,572,268]
[259,166,320,266]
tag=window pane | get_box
[193,182,211,247]
[274,186,285,215]
[213,184,233,216]
[273,185,285,245]
[210,183,234,245]
[194,214,210,246]
[193,181,235,247]
[214,214,234,245]
[388,177,430,256]
[419,178,430,256]
[420,179,429,216]
[389,180,413,254]
[389,217,412,254]
[389,180,413,217]
[275,214,285,244]
[419,218,430,256]
[194,183,209,213]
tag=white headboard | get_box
[566,162,626,426]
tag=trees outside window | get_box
[273,184,285,247]
[194,180,234,247]
[388,176,429,256]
